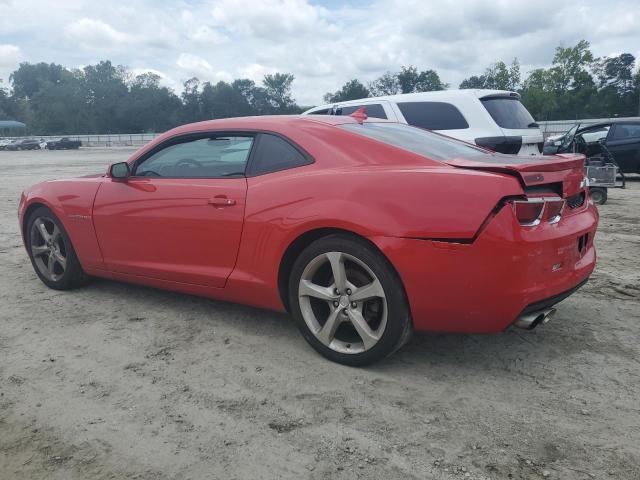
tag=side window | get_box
[135,135,253,178]
[397,101,469,130]
[579,126,610,143]
[336,104,387,119]
[611,123,640,140]
[309,108,330,115]
[249,134,312,176]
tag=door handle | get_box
[208,197,236,207]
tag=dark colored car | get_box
[545,120,640,174]
[5,139,41,151]
[46,137,82,150]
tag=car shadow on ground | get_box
[70,276,600,376]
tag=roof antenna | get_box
[349,107,367,123]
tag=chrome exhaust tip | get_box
[514,308,556,330]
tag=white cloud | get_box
[0,44,20,68]
[0,44,21,86]
[238,63,278,82]
[65,18,130,47]
[210,0,336,40]
[0,0,639,105]
[176,53,214,78]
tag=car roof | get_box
[578,119,640,131]
[168,114,388,134]
[130,114,391,161]
[304,89,518,113]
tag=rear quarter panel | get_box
[226,164,523,310]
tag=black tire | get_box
[288,234,412,366]
[589,187,607,205]
[25,206,89,290]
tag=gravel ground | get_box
[1,148,639,480]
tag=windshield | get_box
[339,122,489,161]
[559,124,579,151]
[481,96,536,130]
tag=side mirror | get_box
[109,162,130,179]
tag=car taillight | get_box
[512,199,544,226]
[543,198,564,224]
[511,197,565,227]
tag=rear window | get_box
[397,101,469,130]
[248,133,312,175]
[336,104,387,119]
[481,96,536,130]
[339,122,488,161]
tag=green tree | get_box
[82,60,129,132]
[397,66,447,93]
[262,73,297,113]
[594,53,635,93]
[181,77,203,123]
[459,75,487,89]
[369,71,399,96]
[460,59,520,90]
[201,80,253,119]
[323,79,370,103]
[9,62,68,99]
[123,72,182,132]
[519,68,557,120]
[0,81,14,119]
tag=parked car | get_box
[544,120,640,173]
[46,137,82,150]
[19,114,597,365]
[0,138,13,150]
[303,90,545,156]
[5,138,41,151]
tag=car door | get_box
[576,125,611,157]
[92,132,254,287]
[606,123,640,174]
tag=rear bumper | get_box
[372,197,598,333]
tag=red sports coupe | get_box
[19,114,598,365]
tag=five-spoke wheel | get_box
[298,251,387,354]
[290,234,411,366]
[26,206,88,290]
[30,217,68,282]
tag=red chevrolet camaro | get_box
[18,114,598,365]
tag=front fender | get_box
[19,178,105,269]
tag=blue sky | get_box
[1,0,639,105]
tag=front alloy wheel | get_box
[26,206,88,290]
[30,217,68,282]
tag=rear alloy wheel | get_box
[289,235,411,366]
[589,187,607,205]
[26,206,88,290]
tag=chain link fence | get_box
[5,117,640,146]
[2,133,159,147]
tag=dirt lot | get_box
[1,148,639,480]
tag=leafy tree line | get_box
[0,61,301,135]
[1,40,638,135]
[324,40,640,121]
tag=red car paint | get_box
[18,115,598,332]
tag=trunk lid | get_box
[444,153,586,198]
